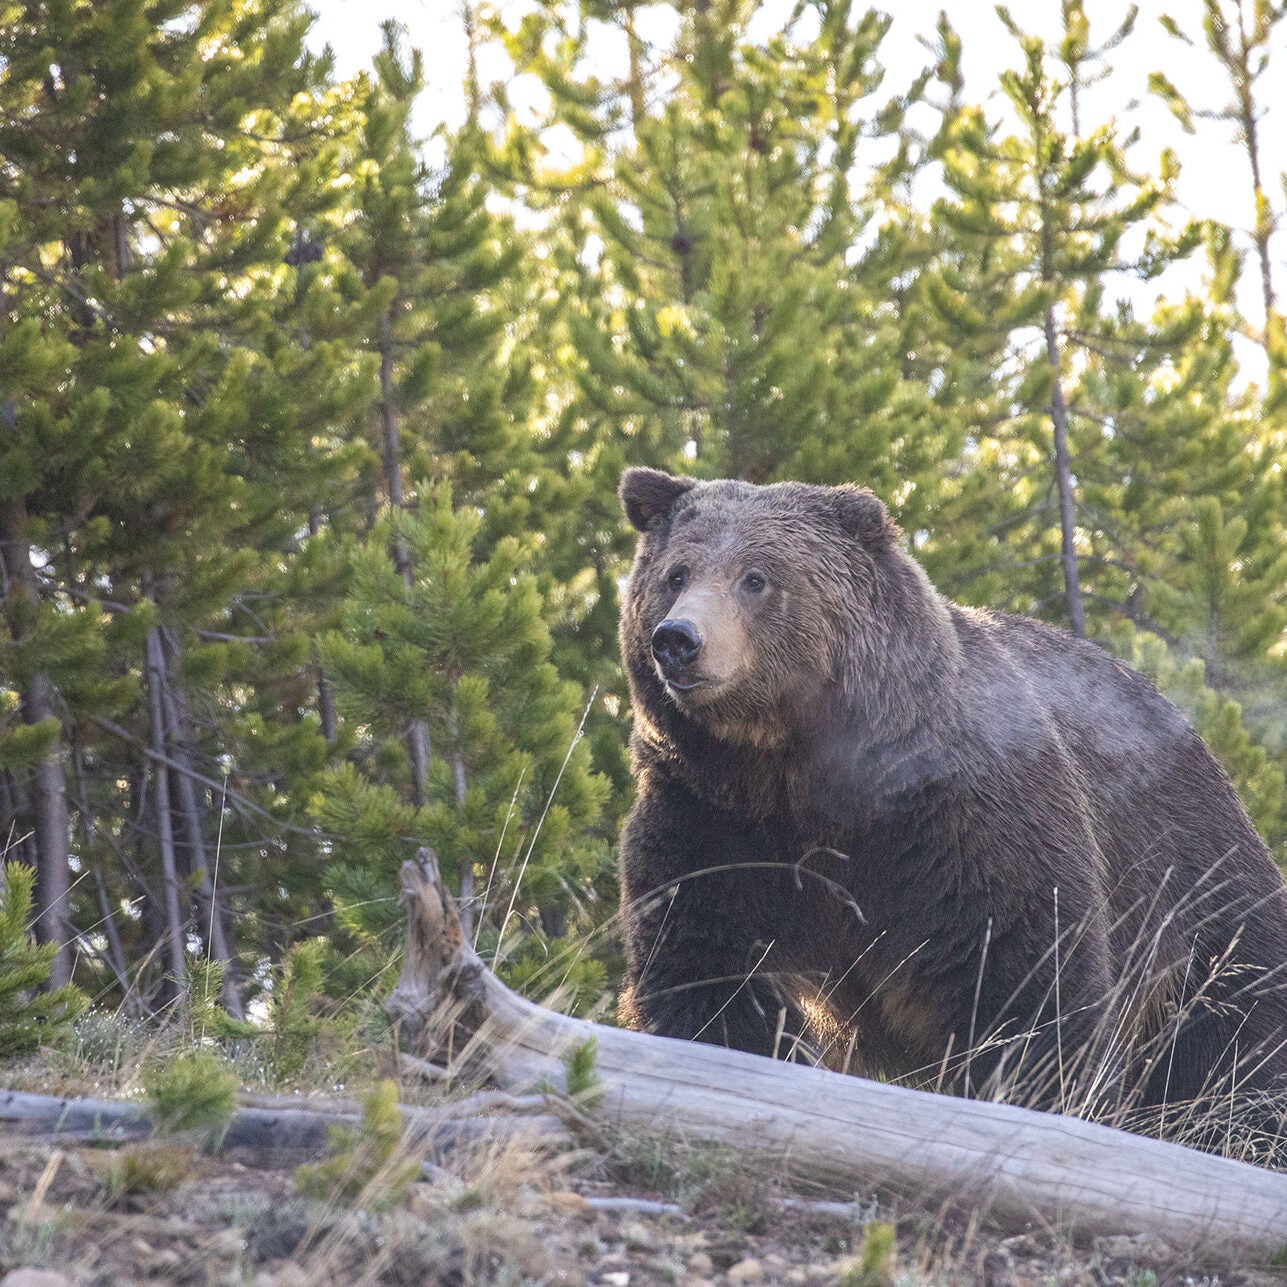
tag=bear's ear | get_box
[620,468,698,531]
[830,485,901,549]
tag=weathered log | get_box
[384,850,1287,1259]
[0,1087,571,1166]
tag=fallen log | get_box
[383,849,1287,1259]
[0,1087,571,1165]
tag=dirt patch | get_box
[1,1128,1282,1286]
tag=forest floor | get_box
[1,1086,1285,1287]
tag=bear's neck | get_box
[635,673,955,824]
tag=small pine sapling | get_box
[562,1036,603,1108]
[264,938,325,1080]
[295,1078,419,1208]
[0,863,86,1056]
[837,1221,897,1287]
[182,956,257,1043]
[144,1048,239,1139]
[95,1046,240,1202]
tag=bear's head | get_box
[618,467,911,750]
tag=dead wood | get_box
[0,1087,571,1167]
[384,850,1287,1258]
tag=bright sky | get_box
[306,0,1286,341]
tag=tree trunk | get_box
[307,470,340,745]
[315,666,338,744]
[0,497,73,988]
[384,851,1287,1259]
[1233,7,1275,335]
[1044,306,1086,637]
[623,1,645,132]
[448,704,474,940]
[378,306,405,515]
[158,629,244,1017]
[377,306,432,806]
[21,674,73,989]
[91,866,134,1005]
[69,737,142,1015]
[142,616,189,998]
[407,720,431,811]
[0,770,37,868]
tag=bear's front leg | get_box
[617,770,806,1058]
[943,870,1119,1112]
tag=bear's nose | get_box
[651,619,702,671]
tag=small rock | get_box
[1000,1234,1040,1257]
[548,1190,594,1218]
[622,1221,656,1252]
[208,1227,245,1257]
[1094,1233,1171,1263]
[252,1268,310,1287]
[980,1247,1015,1287]
[1,1271,75,1287]
[828,1257,862,1282]
[727,1259,765,1284]
[599,1274,630,1287]
[686,1252,714,1276]
[784,1271,809,1286]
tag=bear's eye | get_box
[666,566,689,592]
[742,571,767,594]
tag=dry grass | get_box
[623,846,1287,1170]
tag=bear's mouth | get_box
[662,673,729,705]
[665,677,707,693]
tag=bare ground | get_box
[1,1114,1285,1287]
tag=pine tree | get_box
[301,23,610,998]
[927,4,1190,636]
[0,0,370,1009]
[1151,0,1287,350]
[314,491,608,995]
[510,0,935,489]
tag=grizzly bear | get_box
[616,467,1287,1126]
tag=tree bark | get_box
[142,616,190,997]
[0,769,37,867]
[1232,4,1275,333]
[377,305,432,807]
[21,674,73,989]
[448,704,474,940]
[384,851,1287,1259]
[158,630,243,1017]
[315,666,338,744]
[1044,306,1086,637]
[379,306,405,515]
[0,496,74,988]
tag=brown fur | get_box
[616,468,1287,1126]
